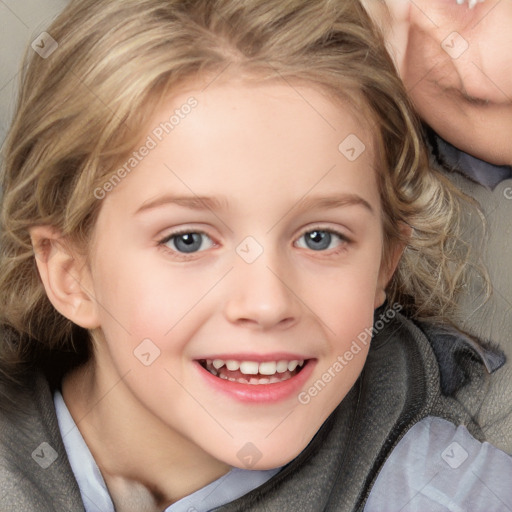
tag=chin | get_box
[231,448,303,471]
[216,432,315,472]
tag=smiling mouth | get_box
[199,358,307,385]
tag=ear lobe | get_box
[30,226,100,329]
[374,223,411,308]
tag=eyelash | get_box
[158,226,352,261]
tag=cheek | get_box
[91,251,223,370]
[484,50,512,95]
[316,279,377,413]
[310,257,382,347]
[93,250,182,329]
[88,253,172,365]
[328,292,375,357]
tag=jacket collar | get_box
[0,308,487,511]
[218,308,474,511]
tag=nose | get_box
[223,257,299,330]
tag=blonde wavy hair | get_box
[0,0,475,381]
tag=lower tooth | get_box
[214,372,290,385]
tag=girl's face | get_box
[85,79,392,470]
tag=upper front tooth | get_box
[276,360,288,373]
[259,361,277,375]
[226,360,240,371]
[211,358,306,375]
[240,361,259,375]
[288,360,299,371]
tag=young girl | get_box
[0,1,510,511]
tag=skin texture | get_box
[363,0,512,165]
[31,80,401,507]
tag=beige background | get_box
[0,0,68,145]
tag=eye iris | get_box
[174,233,202,253]
[306,230,331,251]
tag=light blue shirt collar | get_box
[54,390,281,511]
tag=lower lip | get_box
[195,360,316,403]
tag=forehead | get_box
[100,79,380,219]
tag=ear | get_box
[374,223,411,308]
[30,226,100,329]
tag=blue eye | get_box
[162,232,214,254]
[296,229,347,251]
[160,227,348,258]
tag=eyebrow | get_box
[135,193,374,215]
[135,195,228,215]
[295,194,374,215]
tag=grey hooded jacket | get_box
[0,309,500,511]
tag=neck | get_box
[61,359,231,510]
